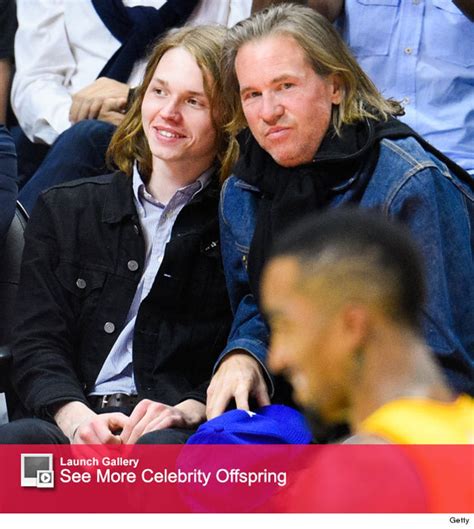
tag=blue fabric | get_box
[10,126,49,188]
[218,136,474,395]
[338,0,474,174]
[187,405,312,445]
[0,125,18,244]
[19,120,116,214]
[92,0,199,82]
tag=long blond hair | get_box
[220,4,403,172]
[107,24,238,183]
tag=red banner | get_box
[0,445,472,513]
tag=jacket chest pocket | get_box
[425,0,474,67]
[345,0,400,56]
[55,263,107,296]
[54,263,108,327]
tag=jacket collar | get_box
[102,171,138,224]
[101,169,220,224]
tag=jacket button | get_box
[127,260,139,272]
[133,224,140,235]
[76,278,87,289]
[104,322,115,334]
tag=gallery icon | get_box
[21,454,54,488]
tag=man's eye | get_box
[281,83,294,90]
[243,91,261,101]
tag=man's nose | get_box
[160,98,180,121]
[259,92,284,124]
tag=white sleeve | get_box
[187,0,252,26]
[11,0,75,145]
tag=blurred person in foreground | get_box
[176,209,473,513]
[262,208,474,444]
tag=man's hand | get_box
[54,401,128,444]
[120,399,206,445]
[206,351,271,420]
[69,77,129,124]
[73,413,129,444]
[97,96,128,126]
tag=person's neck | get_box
[350,319,455,430]
[147,158,212,204]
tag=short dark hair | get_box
[270,208,426,328]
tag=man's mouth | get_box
[154,127,186,139]
[265,126,290,138]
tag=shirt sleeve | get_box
[11,0,75,144]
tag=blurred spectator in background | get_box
[338,0,474,175]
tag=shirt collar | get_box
[132,163,213,216]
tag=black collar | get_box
[102,170,221,224]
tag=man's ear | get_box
[329,73,343,105]
[340,303,370,350]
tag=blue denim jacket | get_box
[218,136,474,395]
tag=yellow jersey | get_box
[359,395,474,444]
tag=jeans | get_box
[0,414,195,444]
[19,120,116,213]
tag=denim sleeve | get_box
[0,125,18,244]
[214,179,274,395]
[389,166,474,394]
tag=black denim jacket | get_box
[11,171,231,418]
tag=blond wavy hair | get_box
[107,24,238,183]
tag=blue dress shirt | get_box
[339,0,474,174]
